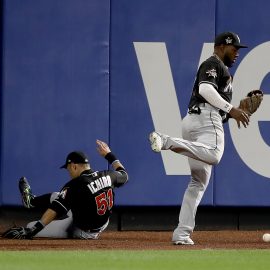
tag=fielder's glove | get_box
[2,221,44,240]
[2,226,33,239]
[238,89,263,114]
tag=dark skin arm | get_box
[229,107,251,128]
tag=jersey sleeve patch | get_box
[59,188,68,199]
[205,68,217,78]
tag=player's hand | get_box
[96,140,111,157]
[229,107,251,128]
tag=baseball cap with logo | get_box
[60,151,89,169]
[214,32,248,48]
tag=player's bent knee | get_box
[208,155,222,165]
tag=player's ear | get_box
[218,44,224,52]
[70,163,76,171]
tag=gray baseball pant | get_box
[161,104,224,241]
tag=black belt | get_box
[188,104,202,114]
[188,103,225,117]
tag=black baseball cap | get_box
[214,32,248,48]
[60,151,89,169]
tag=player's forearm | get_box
[105,152,128,185]
[111,160,125,171]
[40,208,58,226]
[199,83,233,113]
[25,208,57,238]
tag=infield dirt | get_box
[1,230,270,250]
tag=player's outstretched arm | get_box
[96,139,128,186]
[1,209,57,239]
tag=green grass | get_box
[1,250,270,270]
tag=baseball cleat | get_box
[149,131,163,152]
[173,237,194,245]
[19,177,34,208]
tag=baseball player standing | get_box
[3,140,128,239]
[149,32,249,245]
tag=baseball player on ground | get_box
[149,32,250,245]
[3,140,128,239]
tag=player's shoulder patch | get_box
[205,68,217,78]
[59,188,69,199]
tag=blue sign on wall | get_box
[110,0,270,206]
[1,0,110,205]
[1,0,270,207]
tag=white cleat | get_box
[173,237,194,245]
[149,131,163,152]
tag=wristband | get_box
[105,152,118,164]
[224,103,233,113]
[29,220,45,237]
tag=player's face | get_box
[223,45,239,67]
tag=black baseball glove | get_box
[2,226,33,239]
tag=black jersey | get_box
[50,169,128,230]
[188,55,233,109]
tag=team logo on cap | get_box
[206,68,217,78]
[225,37,233,44]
